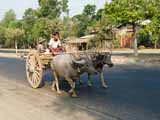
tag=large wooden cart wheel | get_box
[26,50,43,88]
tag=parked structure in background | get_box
[65,35,95,51]
[114,25,134,48]
[65,33,112,53]
[113,20,151,49]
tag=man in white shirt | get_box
[48,32,65,54]
[49,32,61,49]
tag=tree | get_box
[60,0,69,16]
[71,14,88,37]
[32,18,62,42]
[149,16,160,48]
[0,26,6,44]
[96,9,104,21]
[147,1,160,48]
[70,4,97,37]
[38,0,69,18]
[23,8,38,46]
[104,0,156,55]
[8,20,23,29]
[5,28,24,53]
[23,8,37,24]
[135,0,160,48]
[83,4,96,19]
[1,9,16,27]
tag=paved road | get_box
[1,49,160,56]
[0,49,28,54]
[0,57,160,120]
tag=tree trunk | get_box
[15,41,18,55]
[133,24,138,56]
[154,40,157,49]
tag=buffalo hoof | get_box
[71,93,77,98]
[51,87,56,92]
[57,90,62,94]
[102,84,109,89]
[87,81,93,87]
[69,90,77,98]
[79,80,84,85]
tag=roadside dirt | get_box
[0,76,116,120]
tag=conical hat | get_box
[38,37,45,43]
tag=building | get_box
[115,25,134,48]
[65,35,95,51]
[115,20,151,48]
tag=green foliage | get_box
[8,20,23,29]
[96,9,104,21]
[136,0,160,48]
[104,0,146,26]
[22,8,38,45]
[0,26,6,44]
[148,15,160,48]
[23,8,37,24]
[38,0,68,18]
[4,28,24,47]
[60,0,69,14]
[71,4,98,37]
[83,4,96,18]
[137,27,152,47]
[1,9,16,27]
[32,18,62,41]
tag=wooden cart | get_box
[25,49,53,88]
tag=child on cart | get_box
[48,32,65,55]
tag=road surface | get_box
[1,48,160,56]
[0,57,160,120]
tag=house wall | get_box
[116,27,134,48]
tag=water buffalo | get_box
[50,53,97,97]
[80,52,113,88]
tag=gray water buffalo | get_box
[50,53,97,97]
[80,52,113,88]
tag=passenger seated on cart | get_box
[37,37,45,53]
[48,32,65,55]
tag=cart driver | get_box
[48,32,65,54]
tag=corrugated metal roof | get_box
[80,34,95,39]
[66,38,89,44]
[66,35,95,44]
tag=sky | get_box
[0,0,107,20]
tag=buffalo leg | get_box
[51,81,56,91]
[100,71,108,88]
[68,79,77,97]
[79,79,84,85]
[52,71,61,94]
[87,74,93,87]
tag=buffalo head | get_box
[72,56,97,75]
[94,52,114,68]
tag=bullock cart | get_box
[25,48,112,89]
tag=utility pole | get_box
[134,26,138,56]
[133,23,138,56]
[134,37,138,56]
